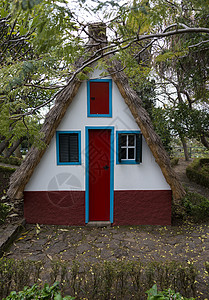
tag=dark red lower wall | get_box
[24,190,172,225]
[113,190,172,225]
[24,191,85,225]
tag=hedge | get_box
[0,258,198,299]
[186,158,209,188]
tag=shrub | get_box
[170,157,179,167]
[3,282,74,300]
[186,158,209,187]
[0,165,16,198]
[0,203,10,224]
[146,284,195,300]
[0,165,16,173]
[182,191,209,222]
[0,258,198,299]
[49,259,197,299]
[0,157,22,166]
[0,258,43,299]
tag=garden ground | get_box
[3,221,209,299]
[1,159,209,299]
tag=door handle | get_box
[103,165,109,170]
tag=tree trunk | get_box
[200,135,209,150]
[180,136,190,161]
[5,138,23,158]
[14,145,22,158]
[0,139,9,155]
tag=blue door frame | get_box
[85,126,114,223]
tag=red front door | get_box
[89,129,110,221]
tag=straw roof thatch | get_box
[7,24,186,203]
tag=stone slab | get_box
[0,219,25,257]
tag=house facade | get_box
[24,68,172,225]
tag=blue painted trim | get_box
[85,127,89,224]
[56,131,81,165]
[87,79,112,118]
[116,130,141,165]
[85,126,114,224]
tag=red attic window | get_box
[87,79,112,117]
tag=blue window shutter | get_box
[59,134,70,162]
[69,134,79,162]
[136,134,142,163]
[59,133,78,163]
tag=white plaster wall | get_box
[25,68,171,191]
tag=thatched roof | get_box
[7,25,186,203]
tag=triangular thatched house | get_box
[7,24,185,226]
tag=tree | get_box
[152,0,209,158]
[0,0,83,156]
[0,0,209,157]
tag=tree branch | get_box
[9,24,209,119]
[24,83,64,90]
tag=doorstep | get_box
[86,221,111,227]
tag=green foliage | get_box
[0,202,10,224]
[152,0,209,149]
[0,165,15,198]
[0,157,22,166]
[182,190,209,222]
[146,284,195,300]
[3,282,74,300]
[186,158,209,188]
[0,0,84,154]
[0,258,43,299]
[0,0,209,154]
[0,165,16,173]
[152,107,172,154]
[169,103,209,140]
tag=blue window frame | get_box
[116,131,142,164]
[87,79,112,117]
[56,131,81,165]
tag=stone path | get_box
[4,223,209,299]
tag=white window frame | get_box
[120,134,136,161]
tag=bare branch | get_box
[188,39,209,48]
[24,83,64,90]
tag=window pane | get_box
[128,148,135,159]
[128,135,135,146]
[121,135,127,146]
[121,148,126,159]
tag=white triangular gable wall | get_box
[25,68,170,192]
